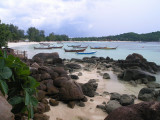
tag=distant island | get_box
[0,20,160,48]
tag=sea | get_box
[11,41,160,82]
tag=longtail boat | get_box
[67,45,81,47]
[34,47,53,49]
[51,46,63,48]
[90,46,117,50]
[39,43,51,46]
[73,46,88,48]
[76,51,96,54]
[64,48,86,52]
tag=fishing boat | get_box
[39,43,51,46]
[50,46,63,48]
[34,47,53,49]
[67,45,81,47]
[90,46,117,50]
[76,51,96,54]
[73,46,88,48]
[64,48,86,52]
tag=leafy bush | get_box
[0,50,39,119]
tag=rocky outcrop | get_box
[105,101,160,120]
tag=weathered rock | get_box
[37,82,47,91]
[37,90,46,101]
[81,81,98,97]
[138,88,155,101]
[110,92,121,101]
[52,67,67,76]
[0,96,14,120]
[103,73,110,79]
[59,81,84,101]
[49,99,59,106]
[123,69,156,81]
[105,101,160,120]
[65,63,81,70]
[53,77,69,87]
[67,101,76,108]
[50,72,59,80]
[34,113,49,120]
[31,62,40,68]
[32,52,59,63]
[126,53,147,62]
[40,73,51,80]
[70,75,79,80]
[47,84,59,95]
[147,82,160,88]
[77,101,85,107]
[119,94,134,106]
[34,102,50,114]
[105,100,122,114]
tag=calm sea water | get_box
[11,41,160,65]
[11,41,160,82]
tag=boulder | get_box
[119,94,134,106]
[59,81,84,101]
[67,101,76,108]
[78,72,82,76]
[0,96,14,120]
[70,75,79,80]
[53,77,69,87]
[81,81,98,97]
[103,73,110,79]
[41,98,48,104]
[40,73,51,80]
[126,53,147,62]
[30,67,38,75]
[34,113,49,120]
[110,92,121,101]
[31,62,40,68]
[32,74,41,82]
[52,67,67,76]
[147,82,160,88]
[105,100,122,114]
[138,88,155,101]
[49,99,59,106]
[77,101,85,107]
[46,84,59,95]
[34,102,50,114]
[65,63,81,70]
[32,52,59,62]
[37,90,46,101]
[105,101,160,120]
[123,69,156,81]
[37,82,47,91]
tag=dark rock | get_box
[81,81,98,97]
[52,67,67,76]
[147,82,160,88]
[47,84,59,95]
[135,79,142,84]
[96,105,106,110]
[32,74,41,82]
[65,63,81,70]
[49,99,59,106]
[70,75,79,80]
[50,72,59,80]
[105,101,160,120]
[41,98,48,104]
[30,67,38,75]
[77,101,85,107]
[53,77,69,87]
[35,102,50,114]
[123,69,156,81]
[130,80,137,87]
[71,58,83,63]
[59,81,84,101]
[103,73,110,79]
[119,94,134,106]
[34,113,49,120]
[37,90,46,101]
[110,92,121,101]
[90,99,94,102]
[142,78,148,84]
[105,100,122,114]
[37,82,47,91]
[138,88,155,101]
[32,52,59,63]
[31,62,40,68]
[67,101,76,108]
[126,53,147,62]
[40,73,51,80]
[81,96,88,102]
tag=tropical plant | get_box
[0,50,39,120]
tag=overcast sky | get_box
[0,0,160,37]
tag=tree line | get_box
[72,32,160,42]
[0,20,69,47]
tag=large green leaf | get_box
[0,79,8,95]
[25,90,30,106]
[0,58,5,68]
[30,96,38,106]
[0,67,12,79]
[8,96,24,105]
[27,76,40,88]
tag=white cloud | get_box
[0,0,160,37]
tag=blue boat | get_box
[76,51,96,54]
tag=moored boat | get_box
[76,51,96,54]
[73,46,88,48]
[34,47,53,49]
[90,46,117,49]
[67,45,81,47]
[64,48,86,52]
[39,43,51,46]
[50,46,63,48]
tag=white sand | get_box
[45,66,145,120]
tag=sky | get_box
[0,0,160,37]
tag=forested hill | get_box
[72,31,160,42]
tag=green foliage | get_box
[0,50,39,119]
[72,31,160,42]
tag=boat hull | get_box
[77,51,96,54]
[64,48,86,52]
